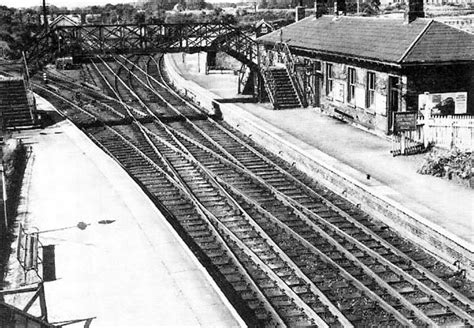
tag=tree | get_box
[134,12,146,24]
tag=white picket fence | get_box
[414,115,474,151]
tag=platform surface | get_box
[4,95,243,327]
[168,53,474,248]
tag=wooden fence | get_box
[411,115,474,151]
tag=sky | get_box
[2,0,133,9]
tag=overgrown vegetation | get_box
[0,139,28,288]
[0,6,42,59]
[3,139,28,222]
[418,148,472,186]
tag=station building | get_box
[257,0,474,134]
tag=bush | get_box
[418,148,472,183]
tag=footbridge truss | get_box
[27,23,259,70]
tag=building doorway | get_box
[305,60,321,108]
[388,76,401,133]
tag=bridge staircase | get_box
[0,78,37,129]
[260,43,307,110]
[263,67,301,109]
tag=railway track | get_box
[35,54,473,327]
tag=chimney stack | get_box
[405,0,424,24]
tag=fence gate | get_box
[390,112,426,156]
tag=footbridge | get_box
[28,23,258,69]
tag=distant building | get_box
[85,14,102,25]
[255,19,290,37]
[148,0,181,10]
[256,0,299,9]
[40,14,81,27]
[0,41,10,59]
[425,0,473,4]
[435,14,474,32]
[185,0,205,10]
[49,14,81,28]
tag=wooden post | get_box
[197,52,200,73]
[38,282,48,321]
[1,161,7,236]
[238,70,241,94]
[451,121,456,149]
[422,92,431,149]
[423,120,430,149]
[400,132,407,155]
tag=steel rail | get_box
[203,118,474,317]
[116,56,356,327]
[112,57,414,326]
[150,124,412,327]
[43,68,144,118]
[103,124,288,327]
[41,72,128,120]
[90,58,147,119]
[94,55,324,325]
[106,55,334,327]
[134,56,441,324]
[32,84,99,122]
[148,55,473,325]
[36,81,285,326]
[201,119,473,309]
[212,166,418,328]
[151,56,473,319]
[142,124,340,327]
[167,123,473,325]
[160,125,432,327]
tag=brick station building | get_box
[257,2,474,134]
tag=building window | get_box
[347,67,356,104]
[326,63,333,97]
[366,71,376,108]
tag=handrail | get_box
[258,47,279,108]
[281,43,307,107]
[262,70,277,108]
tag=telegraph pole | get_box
[42,0,48,33]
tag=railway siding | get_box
[163,54,473,273]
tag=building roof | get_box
[257,15,474,65]
[50,14,80,28]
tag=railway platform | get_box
[165,53,473,271]
[2,94,244,327]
